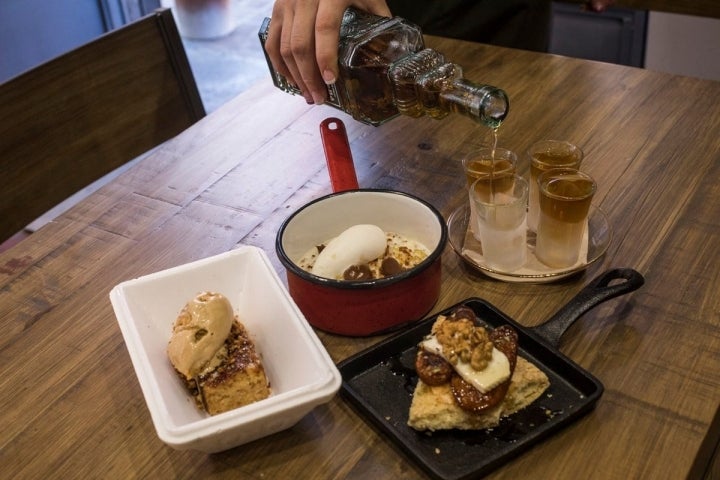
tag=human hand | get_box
[585,0,615,12]
[264,0,391,105]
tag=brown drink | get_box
[464,157,515,186]
[535,169,596,268]
[462,146,517,202]
[527,140,584,232]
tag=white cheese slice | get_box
[421,334,510,393]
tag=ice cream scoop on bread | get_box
[168,292,271,415]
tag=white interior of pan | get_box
[280,190,444,264]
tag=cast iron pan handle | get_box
[320,117,359,192]
[531,268,645,347]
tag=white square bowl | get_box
[109,246,341,453]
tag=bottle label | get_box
[258,18,343,110]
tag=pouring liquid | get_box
[489,127,500,202]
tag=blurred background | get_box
[1,0,719,115]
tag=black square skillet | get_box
[338,268,644,480]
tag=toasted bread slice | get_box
[408,356,549,431]
[180,321,271,415]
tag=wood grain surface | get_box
[1,37,719,479]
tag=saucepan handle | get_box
[531,268,645,347]
[320,117,360,192]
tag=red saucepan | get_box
[275,118,448,336]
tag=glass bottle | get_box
[258,8,509,128]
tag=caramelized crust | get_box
[415,349,454,386]
[179,321,271,415]
[450,325,518,413]
[202,322,263,387]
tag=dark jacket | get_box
[386,0,551,52]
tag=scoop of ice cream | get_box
[311,224,387,280]
[167,291,234,380]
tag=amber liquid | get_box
[464,157,515,186]
[540,177,594,221]
[535,175,595,267]
[467,129,514,203]
[341,63,396,123]
[530,151,583,185]
[339,18,424,124]
[390,49,445,118]
[488,128,501,201]
[528,148,583,232]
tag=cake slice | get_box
[182,321,271,415]
[168,292,271,415]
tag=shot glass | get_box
[462,146,518,188]
[535,168,596,268]
[527,140,584,232]
[469,174,529,272]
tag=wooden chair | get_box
[0,8,205,244]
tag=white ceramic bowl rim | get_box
[276,189,448,289]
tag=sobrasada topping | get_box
[415,307,518,413]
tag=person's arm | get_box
[264,0,391,105]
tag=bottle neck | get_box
[388,49,509,128]
[439,78,509,129]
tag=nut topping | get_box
[432,316,494,371]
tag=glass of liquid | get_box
[468,174,528,272]
[527,140,584,232]
[535,168,596,268]
[462,146,518,188]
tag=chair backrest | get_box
[0,8,205,242]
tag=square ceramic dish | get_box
[110,246,341,453]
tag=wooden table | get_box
[2,36,719,479]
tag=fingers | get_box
[292,4,327,104]
[264,0,319,104]
[314,2,346,87]
[263,2,287,79]
[263,0,393,106]
[314,0,392,86]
